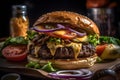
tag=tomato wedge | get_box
[2,44,27,61]
[96,44,107,56]
[45,30,76,39]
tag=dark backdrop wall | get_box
[0,0,119,38]
[0,0,86,38]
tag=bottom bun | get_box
[27,54,97,70]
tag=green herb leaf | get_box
[26,30,37,40]
[41,62,56,72]
[48,37,61,44]
[88,34,100,46]
[25,61,40,68]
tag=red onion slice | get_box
[56,70,83,76]
[48,69,93,80]
[32,24,86,37]
[57,24,86,37]
[32,26,65,32]
[68,28,86,37]
[32,24,66,32]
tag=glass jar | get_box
[10,5,29,37]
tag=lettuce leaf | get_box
[99,36,120,45]
[3,36,28,46]
[88,34,100,46]
[88,35,120,46]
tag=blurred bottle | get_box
[86,0,117,37]
[10,5,29,37]
[87,8,115,36]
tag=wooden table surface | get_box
[0,57,120,79]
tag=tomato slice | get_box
[96,44,107,56]
[45,30,76,39]
[2,45,27,61]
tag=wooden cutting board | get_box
[0,57,120,79]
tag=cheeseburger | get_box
[27,11,100,69]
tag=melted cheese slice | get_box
[34,46,41,57]
[47,42,64,56]
[66,43,82,59]
[75,36,88,42]
[53,30,66,35]
[27,41,32,51]
[47,42,82,59]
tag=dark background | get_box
[0,0,120,38]
[0,0,86,38]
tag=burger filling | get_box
[27,24,96,60]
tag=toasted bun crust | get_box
[27,54,97,70]
[33,11,100,36]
